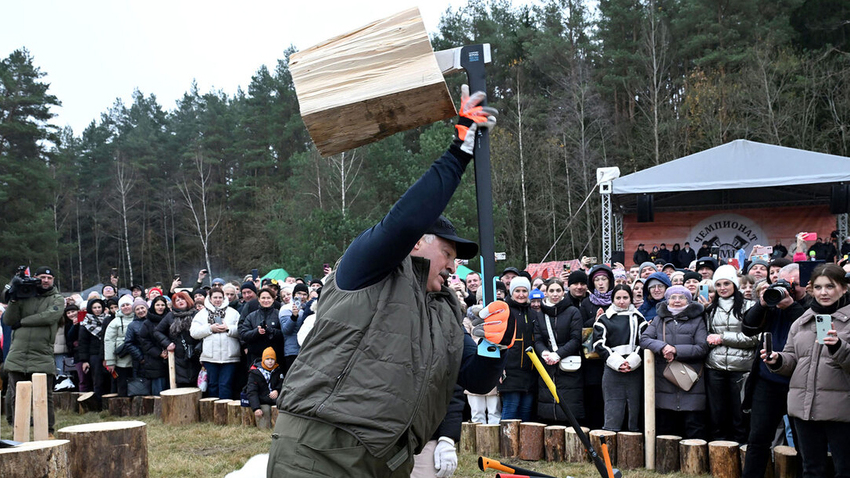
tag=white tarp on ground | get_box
[612,139,850,195]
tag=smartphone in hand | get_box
[763,332,773,356]
[816,314,832,344]
[699,284,710,302]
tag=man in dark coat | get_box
[678,242,697,268]
[633,244,650,265]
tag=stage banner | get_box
[623,205,836,263]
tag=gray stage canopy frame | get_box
[599,139,850,263]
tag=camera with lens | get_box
[763,279,793,307]
[2,266,41,303]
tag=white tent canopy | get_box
[612,139,850,195]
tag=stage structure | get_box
[600,140,850,264]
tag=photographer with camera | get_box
[2,266,65,437]
[739,263,806,478]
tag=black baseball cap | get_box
[425,215,478,260]
[34,266,54,276]
[501,267,521,278]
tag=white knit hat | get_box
[712,264,739,289]
[509,277,531,297]
[118,294,134,307]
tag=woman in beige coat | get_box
[764,263,850,478]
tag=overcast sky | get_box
[3,0,518,135]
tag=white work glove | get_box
[433,437,458,478]
[454,84,498,155]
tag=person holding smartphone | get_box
[763,263,850,478]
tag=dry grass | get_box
[54,410,712,478]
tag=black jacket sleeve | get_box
[154,315,173,350]
[456,332,506,395]
[431,385,465,442]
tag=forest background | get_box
[2,0,848,290]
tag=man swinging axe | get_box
[267,86,513,478]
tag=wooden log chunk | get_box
[544,425,567,462]
[102,393,118,400]
[57,420,148,478]
[58,391,74,412]
[645,349,656,470]
[242,405,256,427]
[14,380,32,442]
[270,406,279,428]
[617,431,644,469]
[141,396,156,416]
[214,399,230,426]
[160,387,201,426]
[167,351,177,390]
[680,438,709,475]
[655,435,682,474]
[108,397,132,417]
[54,391,69,412]
[590,430,618,467]
[773,445,798,478]
[199,397,218,422]
[227,400,243,426]
[69,392,82,413]
[288,7,457,157]
[460,422,477,455]
[131,396,144,416]
[77,391,100,414]
[0,439,71,478]
[710,440,742,478]
[566,426,591,463]
[500,419,521,458]
[151,396,162,419]
[475,424,500,457]
[519,422,547,461]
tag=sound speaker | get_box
[830,183,849,214]
[637,194,654,223]
[611,251,625,265]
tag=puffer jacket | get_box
[594,304,647,372]
[154,308,200,386]
[705,297,758,372]
[137,310,168,379]
[770,301,850,422]
[640,302,709,411]
[533,299,584,422]
[2,286,64,374]
[245,360,284,411]
[239,305,283,363]
[498,298,540,393]
[190,299,240,363]
[103,311,134,368]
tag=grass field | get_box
[52,410,711,478]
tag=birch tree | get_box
[107,152,138,285]
[178,150,222,283]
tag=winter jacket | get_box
[239,305,283,363]
[123,315,147,370]
[594,304,647,372]
[705,297,759,372]
[639,271,672,323]
[190,300,240,364]
[154,308,200,385]
[770,301,850,423]
[640,302,709,411]
[633,249,650,265]
[103,311,134,368]
[279,299,313,357]
[75,313,108,361]
[2,286,64,374]
[53,321,68,355]
[533,299,584,421]
[136,310,168,379]
[678,248,696,268]
[245,360,284,411]
[498,298,540,394]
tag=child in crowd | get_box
[246,347,283,428]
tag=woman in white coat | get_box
[190,287,241,399]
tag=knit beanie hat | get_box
[683,270,702,283]
[118,295,134,308]
[746,258,769,274]
[132,298,148,311]
[713,264,739,289]
[241,281,257,294]
[639,262,656,276]
[261,347,278,371]
[293,283,309,296]
[148,287,163,298]
[509,277,531,297]
[567,270,588,285]
[665,285,693,301]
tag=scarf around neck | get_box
[83,312,107,337]
[589,289,613,307]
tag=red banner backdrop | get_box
[623,205,836,263]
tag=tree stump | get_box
[101,393,118,414]
[460,422,477,455]
[108,397,132,417]
[710,440,741,478]
[227,400,243,426]
[680,438,709,475]
[270,406,279,428]
[773,445,798,478]
[141,396,156,416]
[565,426,590,463]
[519,422,547,461]
[739,445,774,478]
[54,391,70,412]
[475,424,500,457]
[214,399,230,425]
[160,387,201,426]
[77,392,100,414]
[152,396,162,418]
[617,431,644,469]
[500,419,521,458]
[544,425,567,462]
[590,430,618,467]
[655,435,682,474]
[14,380,32,442]
[199,397,218,422]
[69,392,82,412]
[131,396,145,416]
[0,439,71,478]
[242,405,256,427]
[57,420,148,478]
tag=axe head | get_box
[435,44,491,76]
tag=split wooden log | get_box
[590,430,618,467]
[566,426,591,463]
[617,431,644,469]
[499,419,521,458]
[14,380,32,442]
[199,397,218,422]
[710,440,742,478]
[131,396,145,416]
[680,438,709,475]
[475,424,500,457]
[644,348,656,470]
[167,351,177,390]
[655,435,682,474]
[0,439,71,478]
[544,425,567,462]
[108,396,132,417]
[773,445,798,478]
[519,422,547,461]
[288,7,457,157]
[214,399,230,426]
[460,422,477,455]
[57,420,148,478]
[77,392,100,414]
[270,406,279,428]
[142,396,157,416]
[227,400,243,426]
[152,396,162,418]
[160,387,201,426]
